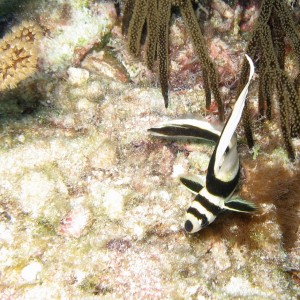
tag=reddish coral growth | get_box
[209,38,240,89]
[99,244,164,299]
[168,20,204,92]
[238,2,260,32]
[58,206,90,238]
[106,239,132,253]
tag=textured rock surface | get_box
[0,1,299,299]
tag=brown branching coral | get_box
[122,0,224,120]
[0,20,42,91]
[237,0,300,160]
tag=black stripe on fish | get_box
[194,194,223,215]
[148,125,220,143]
[205,130,240,198]
[186,207,208,227]
[225,198,257,212]
[180,176,204,194]
[206,157,240,198]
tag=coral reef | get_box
[237,0,300,160]
[0,20,42,91]
[122,0,224,120]
[0,1,299,299]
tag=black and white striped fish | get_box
[148,54,256,233]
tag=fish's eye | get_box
[184,220,193,232]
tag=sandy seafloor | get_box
[0,1,299,299]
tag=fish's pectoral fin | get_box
[180,175,204,194]
[148,119,221,142]
[224,197,257,213]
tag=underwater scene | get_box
[0,0,299,298]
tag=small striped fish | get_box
[148,54,256,233]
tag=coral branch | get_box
[122,0,224,118]
[237,0,300,160]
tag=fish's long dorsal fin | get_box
[148,119,221,143]
[214,54,255,172]
[180,175,205,194]
[224,197,257,213]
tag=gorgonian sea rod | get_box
[122,0,224,120]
